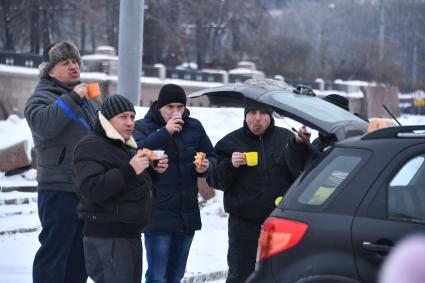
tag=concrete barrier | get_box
[0,64,219,119]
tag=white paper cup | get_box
[171,112,182,119]
[152,150,165,158]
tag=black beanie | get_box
[39,41,82,78]
[157,84,187,109]
[323,94,349,111]
[244,99,273,117]
[100,94,135,120]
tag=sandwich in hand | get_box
[193,152,206,169]
[138,148,158,160]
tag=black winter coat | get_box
[285,133,337,177]
[133,102,217,233]
[73,115,155,238]
[212,119,295,222]
[25,77,98,192]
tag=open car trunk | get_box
[188,79,369,141]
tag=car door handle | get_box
[362,241,391,253]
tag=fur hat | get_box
[244,99,273,117]
[323,94,349,111]
[100,94,135,120]
[38,41,82,78]
[157,84,187,109]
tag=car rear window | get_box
[297,155,362,206]
[270,91,366,124]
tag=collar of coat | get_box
[98,111,138,149]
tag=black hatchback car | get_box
[189,79,425,283]
[246,125,425,283]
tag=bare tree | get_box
[1,0,425,91]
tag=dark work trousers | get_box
[84,236,143,283]
[226,215,262,283]
[33,190,87,283]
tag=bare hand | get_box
[195,158,209,173]
[165,115,184,135]
[152,155,169,174]
[73,83,88,99]
[129,152,150,175]
[231,152,246,168]
[295,125,311,143]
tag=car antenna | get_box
[382,104,402,126]
[272,112,321,155]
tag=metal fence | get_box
[166,68,224,83]
[0,51,43,68]
[0,51,324,87]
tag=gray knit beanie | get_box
[100,94,135,120]
[38,41,82,78]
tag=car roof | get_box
[334,125,425,149]
[189,78,369,140]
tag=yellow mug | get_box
[244,151,258,166]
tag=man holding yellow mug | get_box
[209,99,296,283]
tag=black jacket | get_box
[73,113,156,238]
[211,119,295,223]
[285,133,337,177]
[133,102,217,233]
[25,77,98,192]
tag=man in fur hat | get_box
[209,98,296,283]
[25,41,98,283]
[73,94,168,283]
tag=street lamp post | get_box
[117,0,145,106]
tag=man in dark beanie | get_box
[285,93,355,178]
[323,93,350,111]
[133,84,217,283]
[156,83,187,109]
[73,94,167,283]
[25,41,98,283]
[209,98,296,283]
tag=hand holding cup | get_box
[231,152,247,168]
[130,152,150,175]
[152,150,168,174]
[166,112,184,134]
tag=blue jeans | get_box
[33,190,87,283]
[144,232,195,283]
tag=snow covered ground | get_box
[0,106,424,283]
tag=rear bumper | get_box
[245,262,276,283]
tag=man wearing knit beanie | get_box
[243,99,274,119]
[285,94,354,179]
[323,94,349,111]
[156,83,187,109]
[73,94,167,283]
[133,84,217,283]
[210,98,295,282]
[25,41,98,283]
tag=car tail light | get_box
[257,217,308,261]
